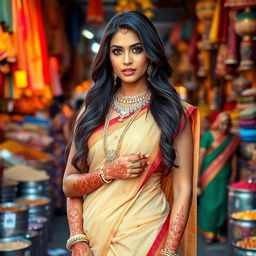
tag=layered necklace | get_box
[112,89,151,122]
[103,89,151,163]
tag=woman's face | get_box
[109,28,149,86]
[218,117,231,134]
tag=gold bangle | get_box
[98,166,113,184]
[66,234,89,251]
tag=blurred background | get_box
[0,0,256,255]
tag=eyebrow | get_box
[110,42,142,48]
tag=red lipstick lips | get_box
[121,68,136,75]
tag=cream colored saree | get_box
[83,104,199,256]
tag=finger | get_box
[128,153,149,162]
[128,173,140,179]
[129,167,144,175]
[130,160,149,169]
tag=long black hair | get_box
[72,11,187,174]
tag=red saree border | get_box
[92,104,149,134]
[139,151,162,191]
[206,133,228,154]
[87,105,149,149]
[200,134,241,191]
[177,105,196,135]
[139,104,197,191]
[147,212,171,256]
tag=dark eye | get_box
[112,48,122,55]
[132,46,143,54]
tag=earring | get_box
[113,72,117,86]
[147,64,152,80]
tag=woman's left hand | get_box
[71,242,93,256]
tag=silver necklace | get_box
[116,90,151,104]
[112,93,150,122]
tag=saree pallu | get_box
[199,132,241,239]
[83,104,199,256]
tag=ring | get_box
[130,160,136,164]
[134,169,141,174]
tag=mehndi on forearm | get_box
[66,197,91,253]
[165,206,185,253]
[67,197,84,235]
[69,161,126,195]
[71,171,103,195]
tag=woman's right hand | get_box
[72,242,93,256]
[103,153,149,181]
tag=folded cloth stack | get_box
[236,87,256,179]
[239,106,256,142]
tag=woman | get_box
[198,112,241,243]
[48,101,69,214]
[63,11,200,256]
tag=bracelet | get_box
[98,166,113,184]
[66,234,89,251]
[160,249,178,256]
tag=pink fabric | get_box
[240,119,256,126]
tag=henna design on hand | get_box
[72,171,103,194]
[67,197,84,235]
[165,206,184,253]
[104,159,129,179]
[72,242,90,256]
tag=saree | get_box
[199,131,241,239]
[83,103,200,256]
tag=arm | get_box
[66,197,92,256]
[63,142,149,197]
[63,141,104,197]
[162,121,193,254]
[230,153,237,184]
[198,148,206,175]
[62,106,104,197]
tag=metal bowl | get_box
[233,237,256,256]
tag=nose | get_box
[123,51,132,65]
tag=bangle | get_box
[160,249,178,256]
[98,166,113,184]
[66,234,89,251]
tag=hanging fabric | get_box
[87,0,104,26]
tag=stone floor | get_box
[47,214,229,256]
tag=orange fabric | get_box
[12,0,26,71]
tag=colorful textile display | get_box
[240,106,256,120]
[239,120,256,129]
[239,129,256,142]
[0,0,54,102]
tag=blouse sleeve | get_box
[200,131,211,149]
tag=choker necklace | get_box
[103,107,142,163]
[116,90,151,104]
[112,90,151,122]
